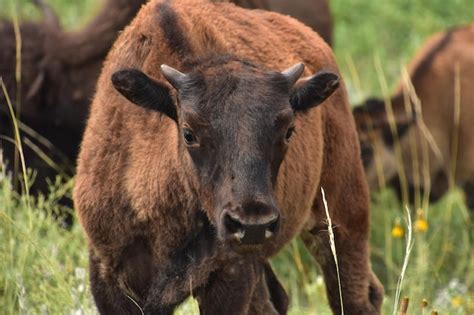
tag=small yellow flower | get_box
[451,296,463,308]
[391,219,404,238]
[415,219,428,232]
[415,208,428,233]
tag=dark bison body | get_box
[75,0,382,314]
[353,24,474,209]
[0,0,147,202]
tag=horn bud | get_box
[161,65,188,89]
[282,62,305,87]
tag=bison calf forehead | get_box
[178,57,291,125]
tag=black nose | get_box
[222,210,280,245]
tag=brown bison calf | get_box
[74,0,383,313]
[353,24,474,209]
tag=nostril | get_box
[265,216,280,239]
[267,216,280,232]
[222,209,280,244]
[224,213,243,234]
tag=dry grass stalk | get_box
[125,295,144,315]
[1,79,31,215]
[345,55,387,190]
[321,187,344,315]
[374,56,409,205]
[12,2,22,191]
[392,206,414,315]
[398,296,410,315]
[448,63,461,189]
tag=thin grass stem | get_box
[392,206,414,315]
[321,187,344,315]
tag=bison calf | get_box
[74,0,383,313]
[353,24,474,209]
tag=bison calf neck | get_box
[74,0,383,314]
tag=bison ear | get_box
[111,69,178,121]
[289,71,339,112]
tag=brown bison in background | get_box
[74,0,382,313]
[353,24,474,209]
[0,0,147,201]
[228,0,333,45]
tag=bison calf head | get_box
[352,98,416,190]
[112,56,339,248]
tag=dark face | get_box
[112,56,340,247]
[176,61,295,246]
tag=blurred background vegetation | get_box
[1,0,473,314]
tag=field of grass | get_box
[1,0,473,314]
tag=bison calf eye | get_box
[285,127,295,141]
[183,128,197,145]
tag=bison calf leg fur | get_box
[302,184,384,315]
[196,262,259,315]
[248,262,288,315]
[196,261,287,315]
[89,254,165,315]
[89,250,174,315]
[302,231,383,315]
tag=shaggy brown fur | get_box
[0,0,146,205]
[75,0,383,313]
[225,0,333,46]
[353,24,474,208]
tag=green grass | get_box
[331,0,474,102]
[1,0,98,29]
[1,0,474,314]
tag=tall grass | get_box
[321,187,344,314]
[1,0,473,314]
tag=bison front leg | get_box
[302,231,383,315]
[247,262,289,315]
[89,251,174,315]
[195,261,258,315]
[196,260,288,315]
[302,191,384,315]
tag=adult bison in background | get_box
[74,0,383,314]
[353,24,474,209]
[0,0,147,202]
[228,0,333,45]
